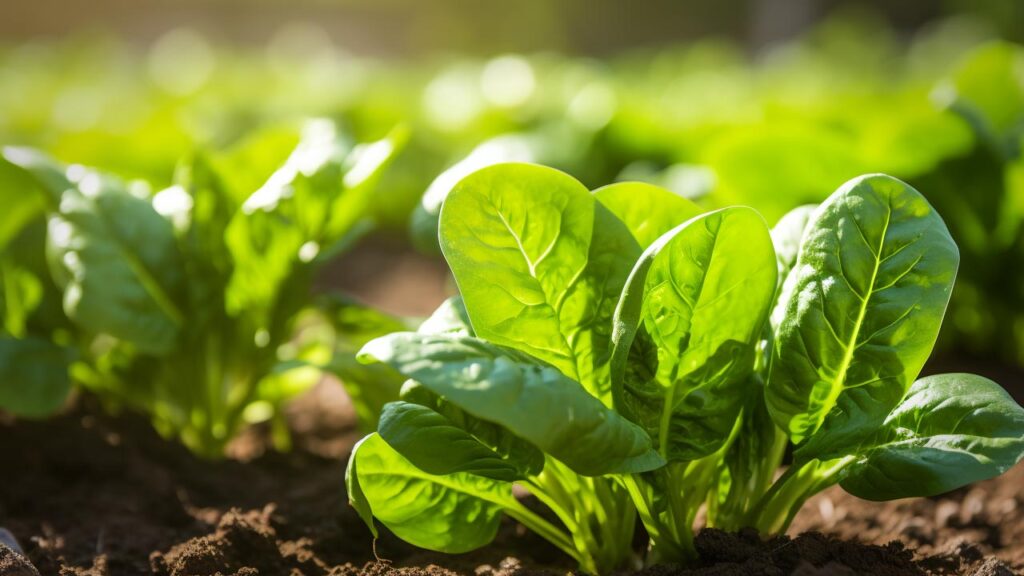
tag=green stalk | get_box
[504,500,591,572]
[748,456,855,534]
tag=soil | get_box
[1,238,1022,576]
[2,386,1021,576]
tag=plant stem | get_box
[748,456,855,534]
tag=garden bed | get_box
[3,239,1024,576]
[2,380,1021,576]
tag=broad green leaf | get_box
[0,337,73,417]
[398,380,545,479]
[346,435,378,538]
[225,120,351,324]
[593,181,703,249]
[418,296,474,336]
[225,122,401,328]
[4,149,186,355]
[770,204,817,284]
[0,157,45,252]
[769,204,817,330]
[359,332,664,476]
[347,432,513,553]
[840,374,1024,501]
[379,401,539,481]
[411,135,537,254]
[767,175,959,452]
[610,207,777,461]
[439,163,640,402]
[204,123,303,206]
[398,301,544,479]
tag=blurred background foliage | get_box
[1,0,1023,368]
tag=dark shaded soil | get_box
[1,387,1022,576]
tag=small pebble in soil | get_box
[0,528,23,554]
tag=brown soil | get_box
[1,388,1021,576]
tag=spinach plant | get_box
[347,163,1024,573]
[0,120,407,455]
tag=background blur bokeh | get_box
[2,0,1023,382]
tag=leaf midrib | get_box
[816,201,892,434]
[490,199,582,382]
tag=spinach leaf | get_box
[417,295,474,336]
[378,401,539,481]
[359,332,664,475]
[611,207,776,461]
[5,148,186,355]
[439,163,640,402]
[347,432,514,553]
[767,175,959,453]
[593,181,703,249]
[840,373,1024,500]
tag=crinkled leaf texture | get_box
[610,207,777,461]
[4,148,186,355]
[347,433,513,553]
[767,174,959,456]
[841,373,1024,500]
[358,332,664,476]
[439,163,640,404]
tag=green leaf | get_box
[225,122,402,328]
[0,337,73,417]
[944,41,1024,154]
[224,120,350,324]
[394,301,544,480]
[347,432,513,553]
[766,175,959,453]
[0,157,45,253]
[411,135,537,254]
[770,204,817,287]
[4,148,186,355]
[769,204,817,332]
[439,163,640,402]
[359,332,664,476]
[610,207,777,461]
[840,374,1024,501]
[398,379,546,477]
[346,434,378,539]
[417,295,474,336]
[0,258,43,337]
[379,401,539,481]
[593,181,703,249]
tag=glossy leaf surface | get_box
[610,207,777,460]
[359,332,664,475]
[767,175,959,452]
[841,374,1024,500]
